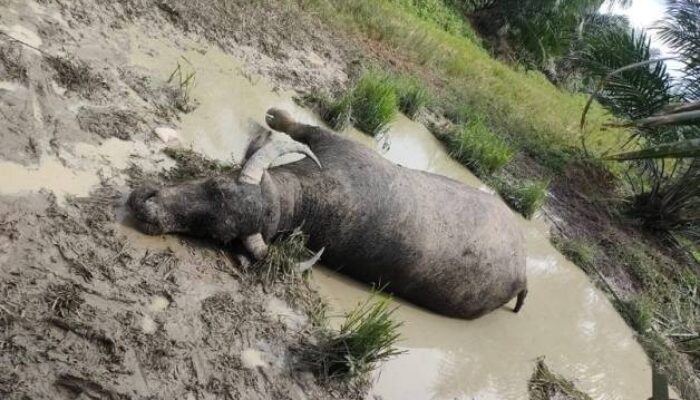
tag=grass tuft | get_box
[442,118,514,175]
[77,107,142,140]
[45,283,84,318]
[493,179,549,219]
[161,147,238,182]
[255,230,314,286]
[45,55,108,98]
[392,76,430,118]
[0,42,28,83]
[350,71,398,136]
[166,59,198,113]
[304,294,404,380]
[553,237,598,272]
[528,358,593,400]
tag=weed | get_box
[304,294,404,380]
[301,91,353,131]
[45,283,84,318]
[160,147,238,182]
[255,230,314,287]
[528,358,593,400]
[621,295,654,333]
[442,118,513,175]
[390,0,481,44]
[45,55,107,98]
[166,59,197,113]
[493,178,549,219]
[553,237,598,272]
[0,42,28,83]
[350,71,398,136]
[77,107,142,140]
[392,76,430,118]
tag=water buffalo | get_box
[128,109,527,319]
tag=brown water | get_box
[0,23,655,399]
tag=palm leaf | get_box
[606,138,700,160]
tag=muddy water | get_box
[120,31,657,400]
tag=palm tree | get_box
[577,0,700,240]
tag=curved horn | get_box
[295,247,325,273]
[239,139,322,185]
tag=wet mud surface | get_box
[0,0,665,399]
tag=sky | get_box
[602,0,685,74]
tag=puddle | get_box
[122,29,656,400]
[0,138,164,203]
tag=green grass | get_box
[166,60,198,113]
[553,237,598,272]
[297,0,624,168]
[442,117,514,175]
[493,179,549,219]
[389,0,481,45]
[350,71,398,136]
[305,294,404,380]
[392,75,431,118]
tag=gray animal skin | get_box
[128,109,528,319]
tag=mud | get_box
[0,0,667,399]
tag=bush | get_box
[443,118,513,175]
[494,178,548,219]
[350,71,398,136]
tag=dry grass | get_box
[77,107,143,140]
[0,42,28,83]
[528,358,593,400]
[45,283,84,318]
[160,147,238,182]
[45,55,108,98]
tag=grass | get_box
[392,75,430,118]
[45,283,84,318]
[160,147,238,182]
[166,59,198,113]
[45,55,108,98]
[390,0,481,45]
[77,107,142,140]
[493,178,549,219]
[0,42,28,83]
[528,358,593,400]
[304,294,404,380]
[442,117,514,176]
[553,238,598,272]
[297,0,624,168]
[350,71,398,136]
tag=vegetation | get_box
[350,71,399,136]
[45,55,108,98]
[493,179,548,219]
[442,117,513,175]
[0,42,28,83]
[166,59,198,113]
[160,147,238,182]
[528,358,593,400]
[304,294,403,380]
[393,75,431,118]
